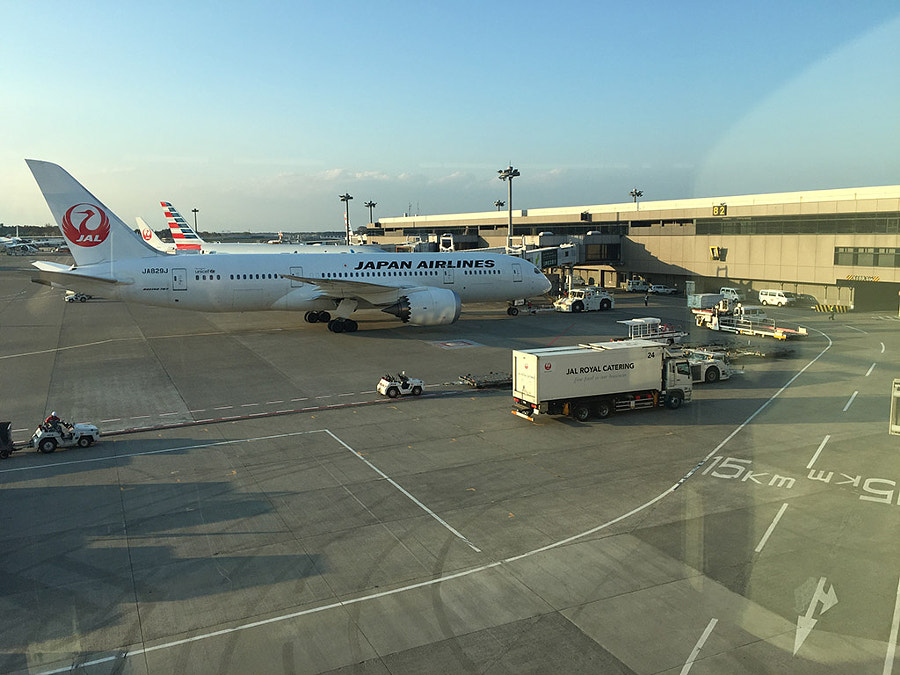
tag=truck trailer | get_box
[512,339,693,422]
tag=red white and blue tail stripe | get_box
[161,201,203,251]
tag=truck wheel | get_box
[0,447,9,459]
[600,299,611,310]
[705,367,720,383]
[39,438,57,453]
[79,295,87,302]
[305,311,319,324]
[572,300,584,313]
[665,392,684,410]
[77,436,91,448]
[571,403,591,422]
[412,386,422,396]
[595,400,612,418]
[507,306,519,316]
[387,387,400,398]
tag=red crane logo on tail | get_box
[62,203,110,247]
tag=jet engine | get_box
[382,287,462,326]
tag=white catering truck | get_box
[512,339,693,422]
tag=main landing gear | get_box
[304,311,358,333]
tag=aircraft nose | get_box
[536,270,552,294]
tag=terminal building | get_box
[366,185,900,311]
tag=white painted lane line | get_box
[324,429,482,553]
[213,405,233,410]
[882,342,886,354]
[885,575,900,675]
[843,391,858,412]
[36,560,505,675]
[847,326,868,334]
[240,403,259,408]
[680,618,718,675]
[806,435,831,470]
[866,363,877,377]
[755,503,789,553]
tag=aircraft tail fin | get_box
[161,201,203,251]
[136,217,173,253]
[26,160,161,266]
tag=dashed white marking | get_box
[680,618,718,675]
[755,503,789,553]
[806,435,831,469]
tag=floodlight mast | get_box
[339,193,353,244]
[498,165,520,249]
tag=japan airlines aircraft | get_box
[136,217,175,253]
[162,201,384,255]
[27,160,551,333]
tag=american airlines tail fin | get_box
[161,201,203,251]
[136,217,174,253]
[26,160,161,266]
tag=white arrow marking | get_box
[794,577,838,655]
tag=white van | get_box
[734,305,769,323]
[625,279,649,292]
[758,289,797,306]
[719,287,744,302]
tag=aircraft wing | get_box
[31,260,122,286]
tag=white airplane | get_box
[162,201,384,255]
[6,242,40,255]
[136,217,176,253]
[27,160,552,333]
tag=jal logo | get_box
[544,363,552,370]
[141,228,153,241]
[62,203,110,247]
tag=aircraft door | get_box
[512,263,523,283]
[172,268,187,291]
[290,266,304,288]
[443,269,454,285]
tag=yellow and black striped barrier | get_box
[813,304,849,313]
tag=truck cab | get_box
[662,355,694,407]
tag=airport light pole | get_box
[629,188,643,211]
[339,193,353,244]
[191,208,199,230]
[364,200,376,224]
[498,165,520,249]
[494,200,505,211]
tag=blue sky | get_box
[3,1,898,232]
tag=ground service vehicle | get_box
[684,349,732,383]
[377,373,424,398]
[719,287,745,302]
[512,339,693,422]
[649,284,677,295]
[30,421,100,453]
[692,299,808,340]
[687,293,724,309]
[553,287,614,312]
[624,279,649,292]
[65,291,91,303]
[758,289,798,306]
[617,317,687,344]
